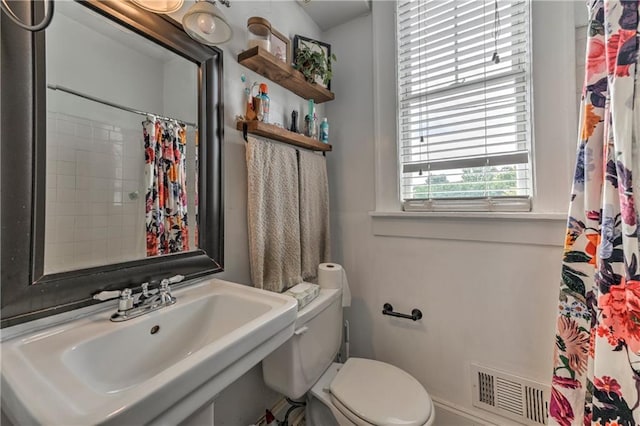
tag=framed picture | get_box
[292,35,332,90]
[270,28,290,65]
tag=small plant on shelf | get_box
[293,40,336,86]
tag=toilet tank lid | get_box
[329,358,432,426]
[295,288,341,327]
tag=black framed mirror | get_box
[1,0,224,327]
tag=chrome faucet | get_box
[93,275,184,322]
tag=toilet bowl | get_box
[262,288,435,426]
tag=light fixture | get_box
[182,0,232,45]
[131,0,185,14]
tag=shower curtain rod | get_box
[47,84,197,128]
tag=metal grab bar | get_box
[382,303,423,321]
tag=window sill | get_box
[369,211,567,246]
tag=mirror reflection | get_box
[44,2,198,274]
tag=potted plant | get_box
[293,39,336,87]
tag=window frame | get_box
[394,0,534,211]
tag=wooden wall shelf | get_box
[237,46,335,104]
[237,121,332,152]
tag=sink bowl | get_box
[1,277,298,425]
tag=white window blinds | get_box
[397,0,532,212]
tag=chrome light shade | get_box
[182,1,232,45]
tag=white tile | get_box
[113,167,123,180]
[107,238,122,253]
[108,214,124,228]
[75,215,92,229]
[93,128,110,141]
[46,174,58,190]
[76,161,91,177]
[57,161,76,176]
[58,175,76,189]
[76,190,91,204]
[108,203,124,215]
[73,241,93,256]
[76,150,91,164]
[112,191,123,203]
[58,241,75,255]
[46,189,57,203]
[76,124,92,139]
[91,202,108,216]
[73,228,91,242]
[57,120,76,135]
[123,202,139,217]
[90,227,108,240]
[91,215,108,228]
[56,202,76,216]
[111,143,124,157]
[47,117,57,132]
[75,202,91,216]
[76,176,90,190]
[57,227,75,243]
[46,147,57,161]
[57,189,77,202]
[110,131,124,142]
[46,201,57,216]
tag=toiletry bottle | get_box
[313,112,318,139]
[290,110,298,133]
[320,117,329,143]
[259,83,270,123]
[304,114,312,137]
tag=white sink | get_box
[1,277,298,425]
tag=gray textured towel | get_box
[299,150,330,281]
[246,137,302,292]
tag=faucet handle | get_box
[167,275,185,285]
[93,290,122,301]
[118,288,134,311]
[141,282,150,297]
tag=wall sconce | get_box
[130,0,185,14]
[182,0,232,45]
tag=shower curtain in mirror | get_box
[143,117,189,256]
[550,1,639,424]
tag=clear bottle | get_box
[259,83,270,123]
[319,117,329,143]
[247,17,271,51]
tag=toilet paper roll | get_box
[318,263,351,307]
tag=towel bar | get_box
[382,303,422,321]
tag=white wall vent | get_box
[471,364,550,425]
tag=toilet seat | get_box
[328,358,433,426]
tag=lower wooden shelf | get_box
[237,120,332,152]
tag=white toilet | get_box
[262,288,435,426]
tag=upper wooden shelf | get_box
[237,120,332,152]
[237,46,335,104]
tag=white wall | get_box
[321,1,579,422]
[165,3,328,424]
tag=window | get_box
[396,0,532,212]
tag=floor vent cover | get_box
[471,364,549,425]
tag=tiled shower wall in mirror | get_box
[45,110,145,273]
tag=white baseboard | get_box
[432,396,522,426]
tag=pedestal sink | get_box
[1,277,298,425]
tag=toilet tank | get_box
[262,288,343,399]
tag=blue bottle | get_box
[319,118,329,143]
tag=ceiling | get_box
[295,0,371,31]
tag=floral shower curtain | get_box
[143,117,189,256]
[550,0,640,424]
